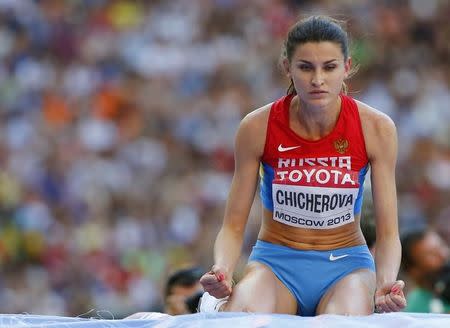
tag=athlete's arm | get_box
[361,103,406,312]
[200,107,268,298]
[215,114,262,272]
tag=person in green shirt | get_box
[401,226,450,313]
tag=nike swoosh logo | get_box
[329,254,349,261]
[278,144,301,152]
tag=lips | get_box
[309,90,328,94]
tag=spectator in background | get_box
[127,266,204,318]
[401,226,450,313]
[163,267,204,315]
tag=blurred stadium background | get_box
[0,0,448,318]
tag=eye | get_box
[324,65,337,71]
[298,64,312,71]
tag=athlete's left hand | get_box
[374,280,407,313]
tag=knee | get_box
[225,289,278,313]
[226,300,277,313]
[321,299,373,316]
[317,286,374,315]
[338,304,373,316]
[243,303,277,313]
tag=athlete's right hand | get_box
[199,265,232,298]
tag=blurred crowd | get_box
[0,0,448,318]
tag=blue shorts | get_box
[248,240,375,316]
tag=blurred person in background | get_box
[199,15,405,316]
[163,267,204,315]
[127,266,204,318]
[401,226,450,313]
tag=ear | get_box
[344,57,352,78]
[283,58,291,79]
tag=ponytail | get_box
[287,79,297,95]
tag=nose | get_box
[311,69,324,87]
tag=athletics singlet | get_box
[259,94,369,230]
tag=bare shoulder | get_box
[238,102,272,142]
[354,99,397,160]
[354,99,396,135]
[240,102,272,129]
[236,102,272,157]
[355,100,396,137]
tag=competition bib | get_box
[272,156,360,229]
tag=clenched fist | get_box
[200,265,233,299]
[374,280,407,313]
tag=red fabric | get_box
[262,93,368,180]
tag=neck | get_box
[293,95,341,139]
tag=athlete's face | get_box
[285,41,351,108]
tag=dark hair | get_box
[282,16,351,95]
[164,267,203,298]
[400,225,428,271]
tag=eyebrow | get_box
[296,59,338,64]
